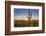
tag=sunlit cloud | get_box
[14,16,28,20]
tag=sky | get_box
[14,8,39,20]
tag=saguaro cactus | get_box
[28,9,32,26]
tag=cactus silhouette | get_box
[27,9,32,26]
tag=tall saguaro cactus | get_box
[28,9,32,26]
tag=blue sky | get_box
[14,8,39,20]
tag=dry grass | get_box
[14,20,39,27]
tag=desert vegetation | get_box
[14,20,39,27]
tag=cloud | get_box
[14,16,28,20]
